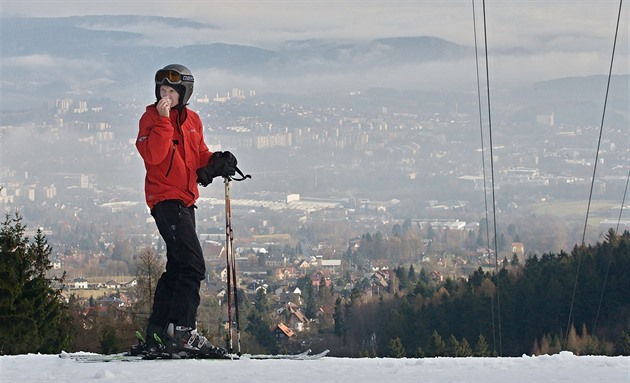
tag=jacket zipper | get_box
[165,111,184,179]
[165,143,176,178]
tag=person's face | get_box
[159,85,180,106]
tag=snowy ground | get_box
[1,351,628,382]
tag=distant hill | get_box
[1,16,470,74]
[0,15,627,123]
[502,75,630,125]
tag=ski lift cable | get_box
[480,0,503,356]
[579,0,623,246]
[614,170,630,234]
[593,168,629,335]
[565,0,624,349]
[471,0,498,357]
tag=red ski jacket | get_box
[136,104,212,209]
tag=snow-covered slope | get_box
[1,351,628,382]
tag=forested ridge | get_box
[1,211,629,357]
[331,228,630,357]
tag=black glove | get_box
[196,151,238,186]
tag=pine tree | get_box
[0,213,72,354]
[27,229,72,353]
[99,325,118,354]
[304,279,317,318]
[0,213,36,354]
[446,335,459,357]
[532,338,541,355]
[475,334,490,357]
[388,337,406,358]
[616,331,630,355]
[457,337,474,357]
[567,325,582,355]
[426,330,446,357]
[246,288,276,353]
[333,297,345,338]
[396,266,409,290]
[408,264,417,284]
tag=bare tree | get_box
[134,247,164,319]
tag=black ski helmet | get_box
[154,64,195,106]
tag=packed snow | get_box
[1,351,628,382]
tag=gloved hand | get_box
[196,151,238,186]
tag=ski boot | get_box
[163,323,227,359]
[129,323,168,358]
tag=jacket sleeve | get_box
[136,107,174,165]
[196,116,212,168]
[198,140,212,169]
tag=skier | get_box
[134,64,237,357]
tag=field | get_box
[532,199,622,219]
[65,275,136,299]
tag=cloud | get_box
[1,54,114,95]
[4,54,109,75]
[3,54,58,68]
[4,1,626,51]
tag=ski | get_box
[60,350,237,362]
[59,351,144,363]
[60,349,329,363]
[243,349,330,360]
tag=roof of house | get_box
[290,307,309,323]
[276,322,295,337]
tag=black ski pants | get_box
[148,200,205,330]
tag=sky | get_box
[1,351,629,383]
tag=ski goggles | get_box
[155,69,194,85]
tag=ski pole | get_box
[223,166,250,354]
[224,176,234,353]
[229,200,242,355]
